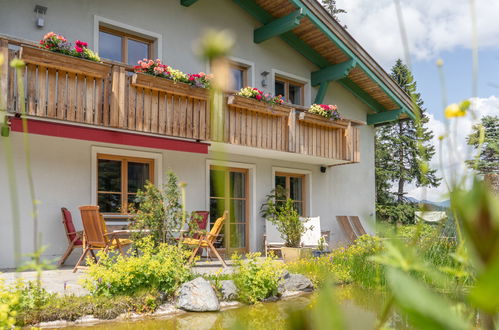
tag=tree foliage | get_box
[466,115,499,174]
[375,59,440,223]
[321,0,347,28]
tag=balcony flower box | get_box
[19,45,110,79]
[227,95,291,117]
[131,73,209,100]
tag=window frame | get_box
[97,153,155,214]
[229,62,249,92]
[274,171,307,216]
[274,75,305,106]
[98,25,153,65]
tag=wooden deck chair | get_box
[73,206,133,272]
[58,207,87,266]
[349,216,367,236]
[181,210,228,268]
[336,216,358,244]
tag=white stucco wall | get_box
[0,0,377,268]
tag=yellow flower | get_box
[436,58,444,67]
[444,103,466,118]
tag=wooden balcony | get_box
[1,37,363,164]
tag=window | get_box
[99,26,153,65]
[275,172,306,216]
[209,166,249,254]
[274,76,304,105]
[97,154,154,213]
[230,63,249,91]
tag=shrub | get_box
[0,278,19,329]
[83,238,193,297]
[265,198,307,248]
[231,253,283,304]
[287,235,384,288]
[376,203,417,224]
[130,170,183,246]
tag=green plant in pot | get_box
[262,189,309,262]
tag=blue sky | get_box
[335,0,499,201]
[413,46,499,121]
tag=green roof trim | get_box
[311,59,356,86]
[254,9,304,43]
[314,81,329,104]
[233,0,416,124]
[180,0,199,7]
[367,109,404,125]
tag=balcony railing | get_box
[1,37,363,164]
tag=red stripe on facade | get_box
[10,118,209,154]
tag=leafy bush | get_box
[231,253,283,304]
[265,198,307,248]
[376,203,417,224]
[83,237,193,297]
[130,170,183,246]
[0,278,19,329]
[287,235,384,287]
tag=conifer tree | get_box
[466,115,499,174]
[375,59,440,205]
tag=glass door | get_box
[209,166,249,255]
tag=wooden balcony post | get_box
[110,65,126,128]
[0,38,8,112]
[288,108,296,153]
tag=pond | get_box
[62,286,412,330]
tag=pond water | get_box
[63,286,411,330]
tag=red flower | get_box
[255,94,262,100]
[75,40,88,48]
[75,46,83,53]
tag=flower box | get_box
[19,45,110,79]
[297,111,353,129]
[227,95,291,116]
[131,73,209,100]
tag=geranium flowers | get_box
[39,32,100,62]
[134,58,212,88]
[237,87,284,105]
[308,104,341,120]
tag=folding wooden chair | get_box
[336,216,358,244]
[181,210,228,268]
[73,206,132,272]
[58,207,88,266]
[349,216,367,236]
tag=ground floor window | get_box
[275,172,306,216]
[209,166,249,254]
[97,154,154,213]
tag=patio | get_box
[0,261,236,297]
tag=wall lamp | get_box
[34,5,47,28]
[261,71,270,87]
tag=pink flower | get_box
[75,40,88,48]
[74,46,83,53]
[43,32,56,39]
[199,72,206,77]
[255,94,262,100]
[140,61,149,69]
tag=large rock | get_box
[281,273,313,292]
[177,277,220,312]
[219,280,238,301]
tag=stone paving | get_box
[1,260,234,296]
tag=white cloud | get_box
[335,0,499,66]
[406,96,499,202]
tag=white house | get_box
[0,0,416,269]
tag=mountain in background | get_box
[406,197,450,210]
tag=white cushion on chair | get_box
[300,216,321,246]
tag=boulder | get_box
[177,277,220,312]
[281,273,313,292]
[219,280,238,301]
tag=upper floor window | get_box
[275,76,304,106]
[99,26,153,65]
[230,62,249,91]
